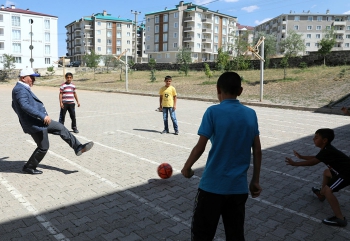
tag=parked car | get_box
[69,61,81,67]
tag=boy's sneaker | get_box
[73,128,79,133]
[174,131,179,135]
[322,216,347,227]
[75,142,94,156]
[312,187,326,201]
[161,130,169,134]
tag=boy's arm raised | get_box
[250,135,262,198]
[181,135,208,178]
[285,157,320,166]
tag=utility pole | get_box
[29,19,34,68]
[131,10,141,63]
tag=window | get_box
[214,26,218,33]
[97,39,101,43]
[345,43,349,48]
[107,47,112,54]
[117,23,121,29]
[127,40,130,44]
[107,31,112,37]
[146,35,150,40]
[155,44,159,51]
[0,28,3,36]
[14,57,21,63]
[173,42,178,48]
[117,40,121,46]
[174,22,178,28]
[97,21,101,26]
[294,25,299,30]
[0,42,4,50]
[45,58,50,64]
[127,24,131,28]
[97,47,101,51]
[326,16,332,21]
[165,53,170,58]
[12,29,21,40]
[163,43,167,51]
[117,32,121,38]
[174,32,177,38]
[107,22,112,29]
[147,18,150,22]
[12,16,20,26]
[214,36,218,43]
[317,16,322,21]
[316,34,321,39]
[97,30,101,35]
[163,33,168,42]
[12,43,21,53]
[163,14,168,22]
[45,45,50,54]
[222,28,226,35]
[155,16,159,24]
[346,35,350,39]
[155,34,159,42]
[294,16,300,21]
[45,32,50,42]
[223,18,227,26]
[0,14,3,22]
[326,26,331,30]
[307,25,312,30]
[157,53,162,59]
[146,45,150,50]
[306,42,310,47]
[214,45,218,52]
[347,26,350,30]
[174,12,178,18]
[147,26,150,32]
[196,43,200,49]
[44,19,50,29]
[308,16,313,21]
[107,39,112,46]
[127,32,131,37]
[117,48,121,54]
[163,24,168,32]
[197,33,201,39]
[214,16,219,24]
[155,25,159,33]
[315,43,319,47]
[316,26,322,30]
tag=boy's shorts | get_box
[328,171,350,192]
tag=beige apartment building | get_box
[254,10,350,55]
[65,10,146,64]
[144,1,237,63]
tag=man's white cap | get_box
[19,68,40,77]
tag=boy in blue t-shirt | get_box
[181,72,262,241]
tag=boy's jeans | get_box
[162,107,178,132]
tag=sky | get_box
[4,0,350,57]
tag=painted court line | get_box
[0,174,69,241]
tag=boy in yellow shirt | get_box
[159,76,179,135]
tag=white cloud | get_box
[193,0,212,5]
[311,5,317,8]
[224,0,239,2]
[344,10,350,14]
[5,0,15,7]
[254,18,272,25]
[241,5,259,13]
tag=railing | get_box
[184,16,194,21]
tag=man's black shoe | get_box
[322,216,347,227]
[22,166,43,174]
[75,141,94,156]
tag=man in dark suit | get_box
[12,68,94,174]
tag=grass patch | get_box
[201,80,217,85]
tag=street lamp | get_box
[29,19,34,68]
[131,10,141,63]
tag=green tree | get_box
[176,48,192,76]
[279,30,306,78]
[83,50,101,78]
[280,56,289,80]
[318,27,336,66]
[103,55,114,73]
[216,47,230,72]
[253,32,277,68]
[204,63,213,80]
[0,54,16,81]
[46,66,55,76]
[148,58,156,82]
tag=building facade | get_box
[66,10,147,64]
[144,1,237,63]
[254,10,350,55]
[0,5,58,69]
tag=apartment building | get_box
[0,5,58,69]
[66,10,142,64]
[254,10,350,55]
[144,1,237,63]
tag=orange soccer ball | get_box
[157,163,173,179]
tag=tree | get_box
[318,27,336,66]
[253,32,277,68]
[279,30,306,78]
[176,48,192,76]
[216,47,230,72]
[1,54,16,81]
[148,58,156,82]
[103,55,114,73]
[204,63,213,80]
[83,50,101,78]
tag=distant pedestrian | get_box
[159,76,179,135]
[181,72,262,240]
[12,68,93,175]
[59,72,80,133]
[341,106,350,116]
[285,128,349,227]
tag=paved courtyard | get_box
[0,84,350,240]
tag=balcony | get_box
[74,27,81,31]
[184,26,194,32]
[84,25,92,30]
[334,29,345,34]
[202,48,211,53]
[333,21,346,26]
[184,16,194,22]
[201,18,212,24]
[183,37,193,42]
[202,38,211,43]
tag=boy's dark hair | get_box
[65,72,73,78]
[217,72,242,95]
[315,128,334,144]
[165,76,172,80]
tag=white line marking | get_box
[0,174,69,241]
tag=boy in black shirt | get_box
[285,128,350,227]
